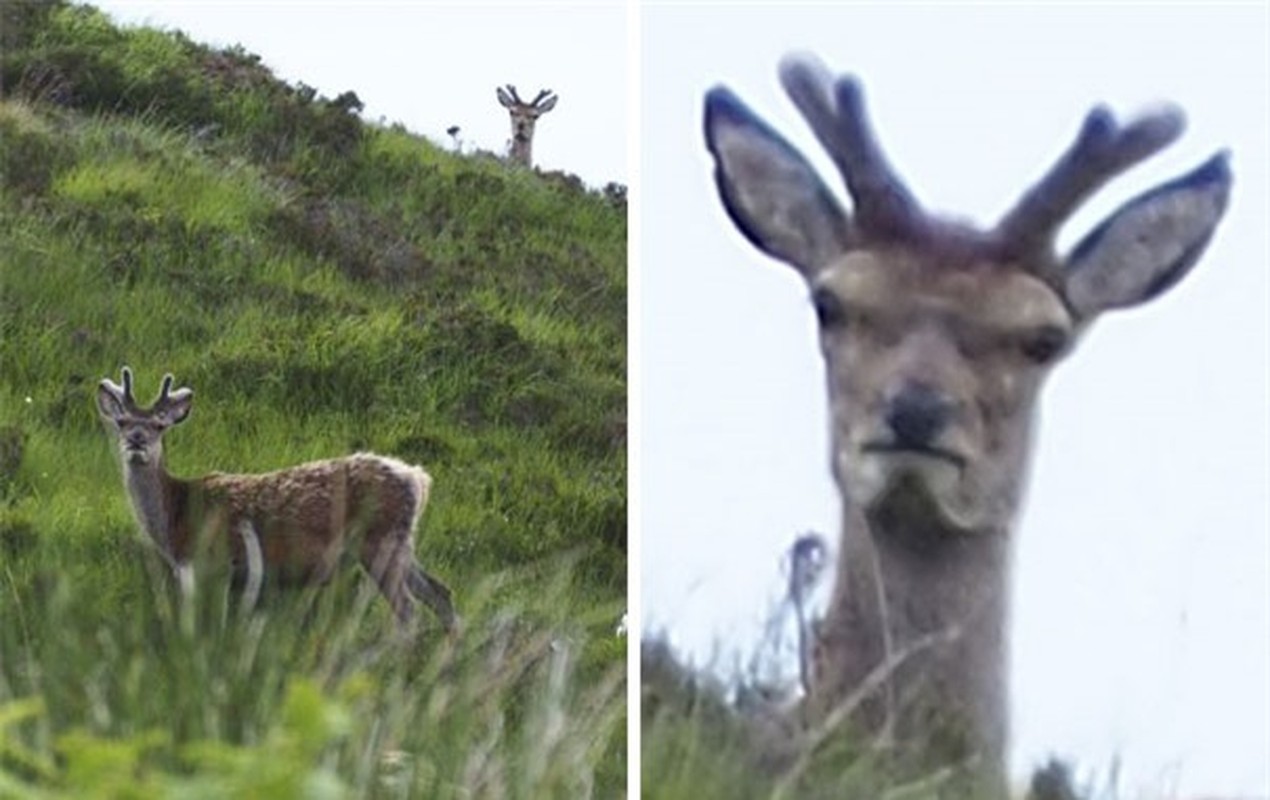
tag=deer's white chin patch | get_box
[862,469,986,537]
[124,449,150,465]
[853,450,959,501]
[846,451,989,533]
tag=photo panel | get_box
[0,2,627,796]
[640,5,1268,797]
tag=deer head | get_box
[497,85,558,122]
[704,55,1231,535]
[497,84,558,167]
[97,367,193,467]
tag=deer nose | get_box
[885,383,955,448]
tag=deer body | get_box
[98,368,457,632]
[704,55,1230,794]
[497,84,557,168]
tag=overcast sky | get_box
[94,1,626,186]
[641,4,1268,797]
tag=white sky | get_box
[641,4,1269,798]
[93,1,626,186]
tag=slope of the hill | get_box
[0,3,626,795]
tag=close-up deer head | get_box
[704,53,1231,792]
[706,54,1229,538]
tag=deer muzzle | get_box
[860,381,967,468]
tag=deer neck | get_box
[814,474,1013,787]
[512,139,532,166]
[510,119,534,165]
[121,455,186,564]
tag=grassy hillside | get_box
[0,2,626,796]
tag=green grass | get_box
[640,640,900,800]
[641,638,1111,800]
[0,2,626,796]
[1,567,624,798]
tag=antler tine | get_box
[120,366,135,404]
[505,84,523,105]
[151,372,193,415]
[995,105,1186,258]
[531,88,554,106]
[99,365,143,415]
[779,54,922,240]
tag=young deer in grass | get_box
[497,84,557,168]
[97,367,458,633]
[704,54,1230,794]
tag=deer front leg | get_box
[407,562,459,634]
[364,536,417,626]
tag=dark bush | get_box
[0,105,73,195]
[266,196,431,285]
[0,424,25,497]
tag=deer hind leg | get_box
[406,561,458,633]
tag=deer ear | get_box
[496,87,514,108]
[537,95,558,114]
[157,388,193,426]
[97,381,126,420]
[705,86,851,278]
[1063,152,1231,317]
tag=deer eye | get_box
[811,288,848,329]
[1020,325,1069,365]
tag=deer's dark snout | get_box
[885,383,955,448]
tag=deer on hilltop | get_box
[97,367,458,633]
[704,54,1230,794]
[497,84,557,168]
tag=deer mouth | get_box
[123,445,150,464]
[860,442,966,470]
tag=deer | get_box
[703,54,1231,795]
[96,367,458,634]
[496,84,557,168]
